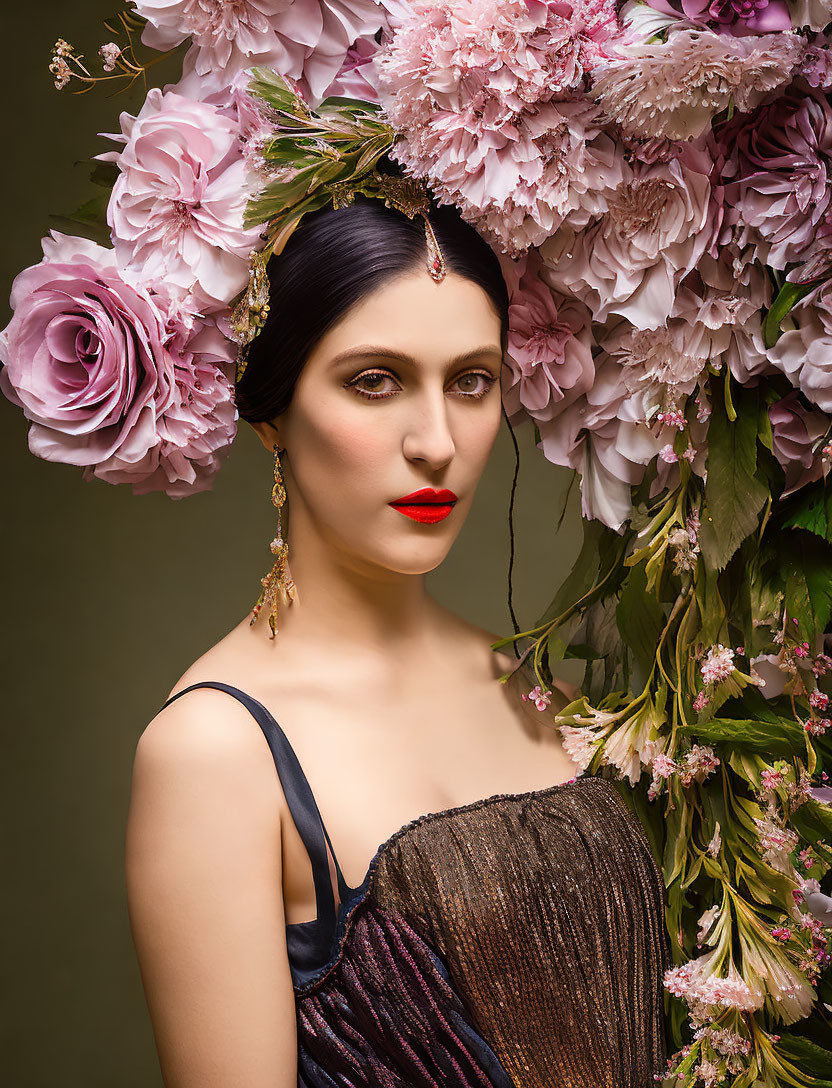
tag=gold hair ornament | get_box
[229,70,446,384]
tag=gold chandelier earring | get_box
[250,442,297,638]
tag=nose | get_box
[401,387,456,469]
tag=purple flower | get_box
[0,233,236,497]
[715,85,832,270]
[649,0,792,34]
[769,391,829,496]
[768,291,832,412]
[101,88,260,310]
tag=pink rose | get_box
[101,88,259,310]
[540,143,721,330]
[502,256,595,426]
[0,233,237,498]
[137,0,409,104]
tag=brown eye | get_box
[451,372,498,399]
[346,370,400,399]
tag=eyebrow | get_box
[327,345,504,369]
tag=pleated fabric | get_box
[160,683,671,1088]
[295,777,671,1088]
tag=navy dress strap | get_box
[159,681,353,939]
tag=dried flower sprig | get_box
[48,11,180,94]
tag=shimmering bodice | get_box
[163,682,671,1087]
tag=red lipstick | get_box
[389,487,458,524]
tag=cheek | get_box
[300,403,394,485]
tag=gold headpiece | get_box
[228,70,446,384]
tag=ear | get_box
[247,419,282,452]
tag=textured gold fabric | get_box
[365,775,670,1087]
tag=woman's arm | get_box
[126,690,298,1087]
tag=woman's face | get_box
[252,267,504,577]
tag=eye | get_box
[451,371,498,399]
[345,368,499,401]
[345,369,401,399]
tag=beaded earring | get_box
[250,443,297,638]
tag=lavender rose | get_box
[769,390,828,497]
[0,233,237,498]
[101,88,259,310]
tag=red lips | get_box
[389,487,458,524]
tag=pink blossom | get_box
[557,724,600,774]
[693,690,710,712]
[799,31,832,87]
[0,233,236,497]
[501,254,596,428]
[540,143,720,330]
[700,644,736,685]
[651,752,679,777]
[716,85,832,270]
[812,688,832,709]
[376,0,625,256]
[679,744,720,786]
[593,23,802,142]
[806,717,832,735]
[101,88,259,310]
[136,0,407,104]
[753,814,799,874]
[98,42,122,71]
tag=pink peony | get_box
[0,233,237,497]
[715,85,832,270]
[593,24,803,141]
[501,253,595,428]
[376,0,625,256]
[540,143,721,330]
[769,391,829,496]
[536,354,665,529]
[137,0,409,104]
[101,88,259,310]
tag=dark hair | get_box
[234,196,510,423]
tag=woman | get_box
[126,198,671,1087]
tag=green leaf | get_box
[48,192,111,247]
[782,480,832,543]
[763,280,819,348]
[777,1034,832,1085]
[698,390,770,571]
[678,716,807,757]
[780,533,832,641]
[616,563,665,686]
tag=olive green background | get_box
[1,6,583,1084]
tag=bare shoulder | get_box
[135,643,281,826]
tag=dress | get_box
[161,681,672,1087]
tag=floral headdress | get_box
[4,1,832,1082]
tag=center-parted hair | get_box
[234,198,510,424]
